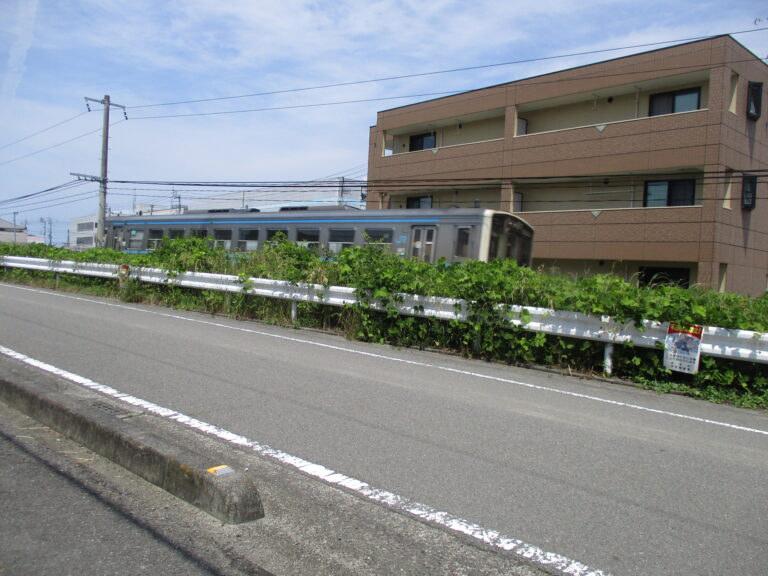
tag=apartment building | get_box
[367,35,767,295]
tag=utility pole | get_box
[83,95,127,247]
[13,212,18,244]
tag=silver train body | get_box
[105,207,534,265]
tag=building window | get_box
[406,196,432,209]
[77,222,96,232]
[644,179,695,207]
[409,132,436,151]
[516,117,528,136]
[747,81,763,120]
[168,229,184,239]
[191,229,207,238]
[649,88,701,116]
[742,174,757,211]
[76,236,94,246]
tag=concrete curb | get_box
[0,373,264,524]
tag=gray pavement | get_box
[0,402,220,576]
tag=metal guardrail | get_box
[3,256,767,373]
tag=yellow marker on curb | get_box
[207,464,235,476]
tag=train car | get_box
[105,207,534,265]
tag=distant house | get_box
[0,218,27,244]
[367,35,767,294]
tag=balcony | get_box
[515,70,710,136]
[381,109,505,156]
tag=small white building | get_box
[69,205,180,250]
[69,215,98,250]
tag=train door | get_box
[410,226,437,261]
[111,226,124,250]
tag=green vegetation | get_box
[2,239,766,408]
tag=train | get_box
[105,207,534,265]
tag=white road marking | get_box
[5,284,768,438]
[0,343,607,576]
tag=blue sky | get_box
[1,0,766,243]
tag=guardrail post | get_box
[291,301,298,324]
[603,343,614,376]
[118,264,130,291]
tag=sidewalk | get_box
[0,401,219,576]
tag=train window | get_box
[329,228,355,253]
[147,229,164,250]
[168,229,184,239]
[191,229,208,238]
[266,228,288,242]
[238,229,259,251]
[297,228,320,248]
[128,229,144,250]
[455,227,471,258]
[364,228,393,245]
[213,229,232,250]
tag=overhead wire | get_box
[0,111,90,151]
[126,27,768,110]
[0,119,127,167]
[127,91,463,120]
[0,179,87,206]
[0,191,98,219]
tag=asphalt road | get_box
[2,281,767,576]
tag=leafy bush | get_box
[2,240,766,406]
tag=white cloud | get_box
[1,0,39,101]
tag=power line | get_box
[97,169,768,189]
[127,28,768,110]
[0,111,89,151]
[0,180,87,206]
[0,119,126,167]
[0,190,98,218]
[128,91,462,120]
[123,56,767,122]
[1,189,98,212]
